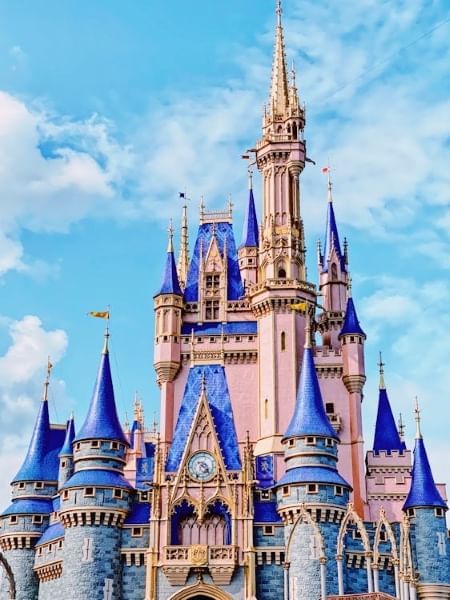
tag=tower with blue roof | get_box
[403,403,450,598]
[238,174,259,290]
[0,362,64,600]
[276,319,351,599]
[59,331,132,599]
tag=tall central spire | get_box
[270,0,289,117]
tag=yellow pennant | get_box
[289,302,308,313]
[88,311,110,320]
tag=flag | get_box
[289,301,308,313]
[47,358,53,371]
[321,166,330,174]
[88,311,110,319]
[179,192,185,198]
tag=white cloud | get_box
[0,315,68,507]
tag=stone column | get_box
[373,562,379,592]
[284,562,290,600]
[366,554,374,593]
[320,559,327,600]
[394,562,400,599]
[337,555,344,595]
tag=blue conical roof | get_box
[75,341,128,445]
[59,416,75,457]
[156,247,182,296]
[241,187,259,248]
[373,387,403,454]
[321,199,345,272]
[284,346,338,440]
[13,399,65,483]
[404,437,447,510]
[340,296,366,338]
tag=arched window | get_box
[171,500,231,546]
[331,263,338,281]
[292,121,298,140]
[278,267,287,279]
[281,332,286,351]
[264,399,269,419]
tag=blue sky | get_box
[0,0,450,504]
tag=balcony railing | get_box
[329,594,396,600]
[162,545,239,586]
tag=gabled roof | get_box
[403,437,447,510]
[13,400,66,483]
[340,296,366,338]
[59,415,75,457]
[284,346,338,440]
[373,387,403,454]
[36,522,65,546]
[241,188,259,248]
[184,222,243,302]
[166,364,241,472]
[156,246,182,296]
[74,340,128,445]
[321,198,346,273]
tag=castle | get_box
[1,2,449,599]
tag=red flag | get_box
[321,166,330,174]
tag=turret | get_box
[58,414,75,488]
[0,362,65,600]
[373,355,403,455]
[318,171,348,348]
[59,331,131,599]
[403,403,450,598]
[154,222,183,385]
[338,287,367,515]
[276,319,351,599]
[238,173,259,290]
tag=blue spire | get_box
[156,222,182,296]
[284,325,338,440]
[340,291,366,338]
[404,405,447,510]
[321,180,346,272]
[75,333,128,445]
[241,178,259,248]
[13,397,51,482]
[373,358,403,453]
[59,415,75,457]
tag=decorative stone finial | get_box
[378,351,386,390]
[414,397,422,440]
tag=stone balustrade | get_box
[162,545,239,586]
[329,594,396,600]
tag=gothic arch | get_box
[168,581,233,600]
[0,552,16,599]
[400,515,414,577]
[337,502,371,556]
[373,507,398,564]
[286,505,325,560]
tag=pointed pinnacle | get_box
[378,351,386,390]
[414,397,422,440]
[167,219,174,252]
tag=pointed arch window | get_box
[264,398,269,419]
[331,263,338,281]
[281,331,286,351]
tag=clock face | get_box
[188,451,217,482]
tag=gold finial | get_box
[378,351,386,390]
[276,0,282,24]
[228,194,234,218]
[414,397,422,440]
[304,311,312,349]
[167,219,174,252]
[347,275,353,297]
[102,309,111,355]
[177,198,190,289]
[200,196,205,220]
[200,372,207,397]
[291,59,296,88]
[398,413,405,442]
[248,169,253,190]
[43,356,53,402]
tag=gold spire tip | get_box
[167,219,174,252]
[414,397,422,440]
[102,325,110,355]
[304,312,312,349]
[43,356,53,402]
[378,351,386,390]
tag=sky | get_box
[0,0,450,507]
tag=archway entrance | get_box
[168,582,232,600]
[0,552,16,599]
